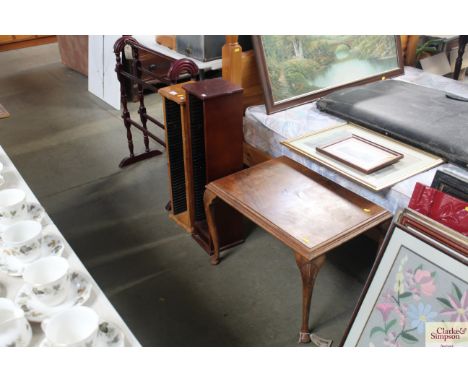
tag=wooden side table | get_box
[204,156,392,343]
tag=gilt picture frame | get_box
[282,123,443,191]
[341,223,468,347]
[316,134,404,174]
[253,35,404,114]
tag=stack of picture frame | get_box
[282,123,443,191]
[342,208,467,347]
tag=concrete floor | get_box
[0,43,378,346]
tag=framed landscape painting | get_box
[342,224,468,347]
[253,35,404,114]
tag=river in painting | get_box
[311,57,397,89]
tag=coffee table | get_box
[204,156,392,343]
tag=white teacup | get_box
[0,297,29,347]
[43,306,99,347]
[0,188,27,223]
[23,257,70,306]
[2,220,42,263]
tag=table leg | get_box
[294,253,326,344]
[204,189,220,265]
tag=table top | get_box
[0,146,141,346]
[133,35,223,71]
[207,156,391,260]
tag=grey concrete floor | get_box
[0,43,378,346]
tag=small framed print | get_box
[342,223,467,347]
[316,134,403,174]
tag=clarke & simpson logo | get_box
[425,322,468,347]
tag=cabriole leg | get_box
[295,253,326,344]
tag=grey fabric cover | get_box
[316,80,468,167]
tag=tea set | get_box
[0,162,124,347]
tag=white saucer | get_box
[39,322,125,347]
[0,233,65,277]
[0,202,45,234]
[15,271,92,323]
[0,318,32,347]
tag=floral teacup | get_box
[23,257,70,306]
[0,297,31,347]
[43,306,99,347]
[2,220,42,263]
[0,188,27,223]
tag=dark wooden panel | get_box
[165,98,187,214]
[431,170,468,202]
[203,92,244,181]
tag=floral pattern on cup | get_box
[32,276,68,298]
[2,220,43,263]
[2,239,42,258]
[23,256,69,306]
[98,322,123,346]
[20,240,41,256]
[27,203,45,222]
[40,321,125,347]
[15,272,92,322]
[0,202,26,220]
[0,234,65,277]
[46,238,63,255]
[0,189,27,223]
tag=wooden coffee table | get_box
[204,156,391,343]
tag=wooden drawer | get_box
[123,50,175,101]
[0,35,16,44]
[139,50,174,81]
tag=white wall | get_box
[88,35,121,110]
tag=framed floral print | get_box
[342,223,468,347]
[252,35,404,114]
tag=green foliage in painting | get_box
[261,35,399,103]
